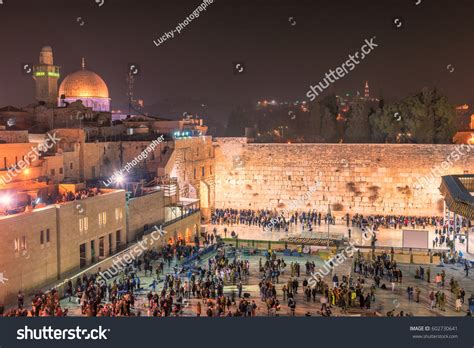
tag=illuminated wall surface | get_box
[214,139,474,217]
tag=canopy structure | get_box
[439,175,474,220]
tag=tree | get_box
[225,106,249,136]
[308,101,322,136]
[370,87,456,143]
[320,106,337,142]
[345,100,371,143]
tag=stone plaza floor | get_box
[59,223,473,317]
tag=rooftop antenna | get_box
[126,70,147,117]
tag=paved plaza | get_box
[59,223,473,317]
[206,222,472,259]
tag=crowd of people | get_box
[1,187,104,216]
[3,210,472,318]
[211,209,469,236]
[52,188,102,205]
[211,208,337,233]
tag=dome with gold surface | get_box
[57,58,110,112]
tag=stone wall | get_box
[126,190,165,242]
[214,139,474,217]
[56,190,127,278]
[0,206,59,306]
[169,137,215,219]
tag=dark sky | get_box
[0,0,473,126]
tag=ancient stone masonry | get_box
[213,138,474,217]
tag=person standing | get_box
[415,287,421,303]
[17,291,24,308]
[429,291,435,310]
[195,301,201,317]
[455,297,462,312]
[288,295,296,316]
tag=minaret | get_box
[33,46,60,105]
[364,81,370,100]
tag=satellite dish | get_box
[7,118,15,127]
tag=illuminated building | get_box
[58,57,111,112]
[32,46,60,105]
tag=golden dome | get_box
[58,68,109,99]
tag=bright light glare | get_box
[0,196,11,206]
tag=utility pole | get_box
[327,203,331,249]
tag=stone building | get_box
[32,46,60,105]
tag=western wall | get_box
[213,138,474,217]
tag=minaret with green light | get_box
[33,46,60,105]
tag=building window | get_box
[196,148,199,156]
[116,230,122,248]
[209,148,212,157]
[99,212,107,226]
[108,233,113,255]
[79,217,88,232]
[59,167,63,174]
[46,229,50,243]
[70,162,73,170]
[115,207,123,221]
[14,238,20,252]
[21,236,27,250]
[40,230,44,245]
[99,237,105,258]
[201,166,205,177]
[193,168,196,180]
[51,169,55,176]
[210,166,212,175]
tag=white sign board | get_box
[402,229,429,249]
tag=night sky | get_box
[0,0,473,128]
